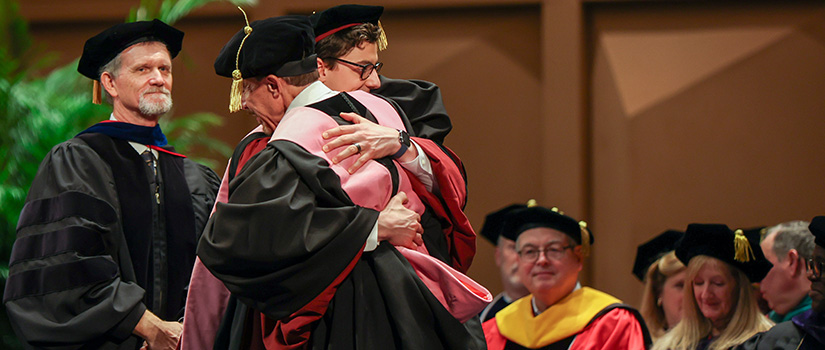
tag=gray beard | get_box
[139,91,173,116]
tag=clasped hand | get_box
[377,192,424,249]
[322,112,403,174]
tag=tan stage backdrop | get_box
[20,0,825,309]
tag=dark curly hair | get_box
[316,23,382,69]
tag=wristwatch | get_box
[392,129,411,159]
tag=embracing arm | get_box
[197,142,378,320]
[322,112,435,192]
[373,76,452,144]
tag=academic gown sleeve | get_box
[483,308,648,350]
[571,308,648,350]
[3,139,147,349]
[182,158,221,243]
[483,318,508,350]
[732,321,808,350]
[374,76,452,144]
[197,140,378,321]
[404,137,475,273]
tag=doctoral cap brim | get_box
[675,223,772,282]
[214,15,317,79]
[632,230,684,281]
[499,206,593,247]
[78,19,183,80]
[310,4,383,43]
[480,204,527,244]
[810,216,825,249]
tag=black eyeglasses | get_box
[808,259,824,279]
[330,58,383,80]
[518,244,574,263]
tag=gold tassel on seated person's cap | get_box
[579,221,591,258]
[377,20,388,51]
[526,199,537,207]
[229,69,243,112]
[92,80,102,105]
[733,229,755,262]
[229,6,253,113]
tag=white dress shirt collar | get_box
[286,81,338,114]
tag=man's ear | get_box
[788,249,803,276]
[100,72,118,98]
[573,245,584,264]
[263,74,281,97]
[316,57,329,82]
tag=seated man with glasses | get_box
[734,216,825,350]
[483,203,651,350]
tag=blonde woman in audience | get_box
[635,230,686,340]
[641,252,687,340]
[653,224,773,350]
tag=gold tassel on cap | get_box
[229,6,253,113]
[734,229,755,262]
[548,204,589,257]
[526,199,537,207]
[579,221,591,258]
[92,80,102,105]
[377,20,388,51]
[229,69,244,113]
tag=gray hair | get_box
[98,55,122,104]
[99,54,123,80]
[767,220,814,261]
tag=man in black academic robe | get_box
[180,7,478,348]
[197,15,483,350]
[3,20,219,350]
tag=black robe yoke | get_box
[198,139,480,349]
[374,76,452,145]
[3,134,219,350]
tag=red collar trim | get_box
[148,145,187,158]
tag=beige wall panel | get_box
[169,16,261,148]
[590,2,825,306]
[21,2,542,295]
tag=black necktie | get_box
[141,149,160,205]
[140,149,156,177]
[141,149,165,314]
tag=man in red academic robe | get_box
[483,205,652,350]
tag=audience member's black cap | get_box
[214,15,317,79]
[78,19,183,80]
[480,204,529,245]
[310,4,383,43]
[497,204,594,257]
[810,216,825,248]
[676,223,772,282]
[632,230,684,281]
